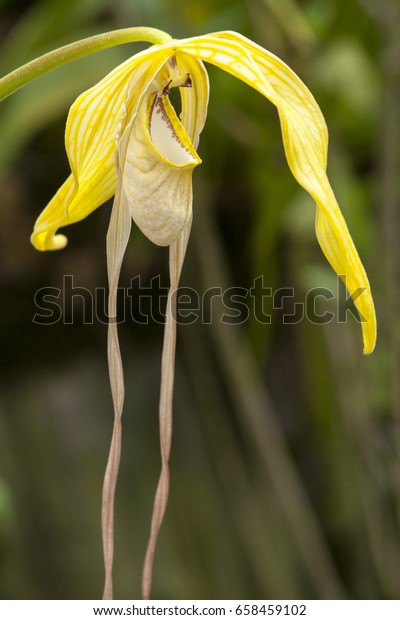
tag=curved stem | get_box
[0,27,172,102]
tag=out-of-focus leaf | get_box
[311,40,379,119]
[262,0,318,50]
[0,477,14,529]
[0,0,109,74]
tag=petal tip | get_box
[31,231,68,252]
[362,336,376,356]
[362,317,377,356]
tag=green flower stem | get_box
[0,27,172,102]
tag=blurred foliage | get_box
[0,0,399,601]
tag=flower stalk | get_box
[0,28,172,103]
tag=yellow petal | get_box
[31,165,117,251]
[31,45,172,251]
[175,52,209,148]
[120,89,201,246]
[315,197,376,355]
[178,31,376,353]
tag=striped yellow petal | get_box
[177,31,376,354]
[175,52,209,148]
[31,45,172,251]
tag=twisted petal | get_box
[31,45,172,251]
[178,31,376,354]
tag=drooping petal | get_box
[141,215,193,600]
[31,45,173,251]
[178,31,376,354]
[102,174,132,600]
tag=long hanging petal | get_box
[31,45,172,251]
[141,215,193,600]
[178,32,376,354]
[102,179,132,601]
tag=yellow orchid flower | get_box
[29,30,376,354]
[2,27,376,599]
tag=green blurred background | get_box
[0,0,399,600]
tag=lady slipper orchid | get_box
[25,29,376,599]
[30,30,376,353]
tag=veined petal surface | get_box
[177,31,376,353]
[31,44,173,251]
[175,52,209,148]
